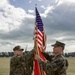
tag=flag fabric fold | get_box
[34,59,41,75]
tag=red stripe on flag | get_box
[38,30,43,38]
[37,35,43,42]
[37,40,42,47]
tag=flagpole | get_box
[33,6,47,75]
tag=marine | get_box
[38,41,69,75]
[10,45,34,75]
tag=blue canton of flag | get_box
[35,7,43,32]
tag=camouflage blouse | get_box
[42,54,68,75]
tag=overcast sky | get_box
[0,0,75,53]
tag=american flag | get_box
[34,7,46,62]
[33,7,47,75]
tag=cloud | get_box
[0,0,34,32]
[0,0,27,32]
[41,5,55,17]
[0,0,75,52]
[29,0,32,4]
[61,0,75,3]
[0,0,35,51]
[42,1,75,34]
[38,0,42,1]
[41,5,46,10]
[28,9,34,14]
[56,0,63,6]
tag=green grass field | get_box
[67,57,75,75]
[0,58,10,75]
[0,57,75,75]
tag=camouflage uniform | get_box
[41,41,68,75]
[42,54,68,75]
[10,50,34,75]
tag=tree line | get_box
[0,51,75,57]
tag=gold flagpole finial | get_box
[35,4,37,7]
